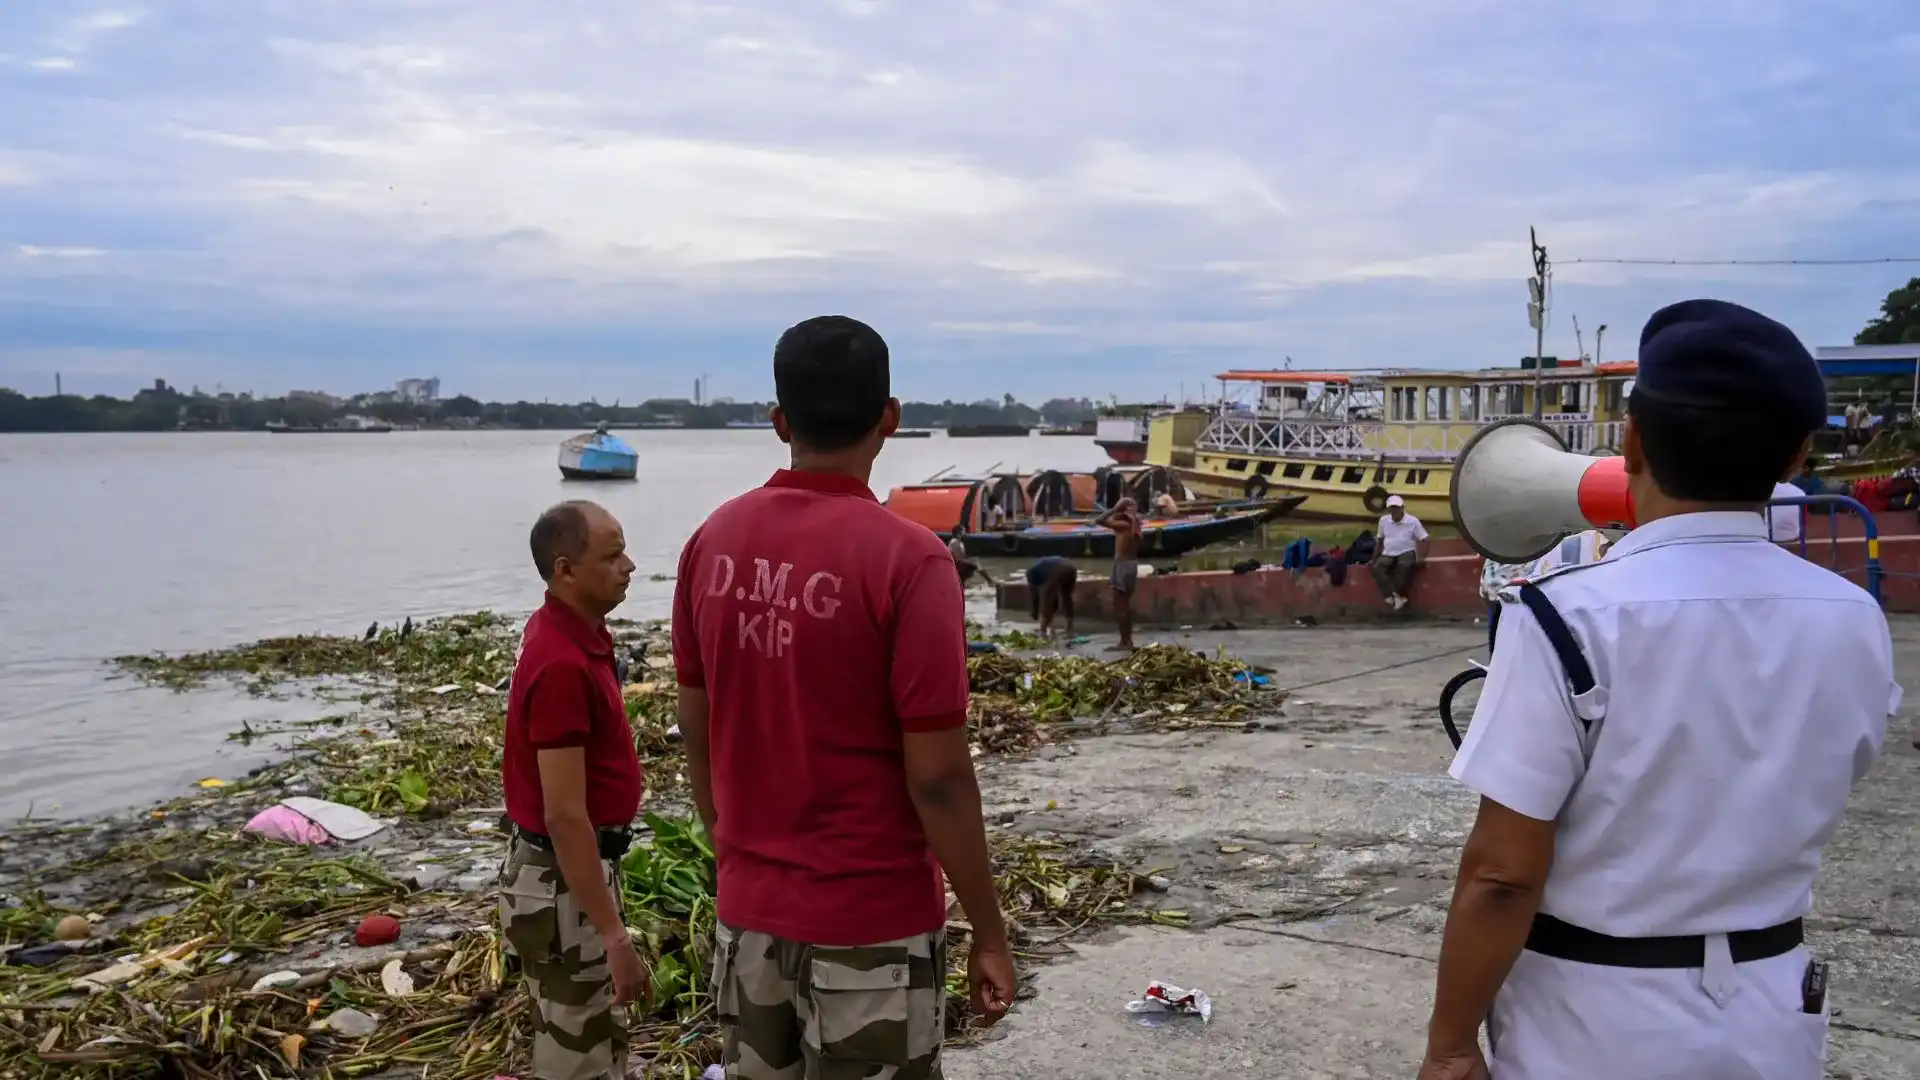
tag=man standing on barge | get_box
[1093,498,1142,651]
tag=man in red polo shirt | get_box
[500,500,646,1080]
[672,315,1015,1079]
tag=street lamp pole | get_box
[1527,227,1551,420]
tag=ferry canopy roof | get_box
[1216,370,1353,384]
[1217,362,1636,384]
[1814,345,1920,378]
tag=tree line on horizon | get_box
[0,384,1108,434]
[6,278,1917,435]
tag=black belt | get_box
[1526,913,1803,969]
[513,824,633,861]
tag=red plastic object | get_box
[354,914,401,948]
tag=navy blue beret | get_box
[1634,299,1826,431]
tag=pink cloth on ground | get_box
[243,805,332,845]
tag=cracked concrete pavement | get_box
[947,620,1920,1080]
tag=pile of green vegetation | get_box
[0,612,1205,1076]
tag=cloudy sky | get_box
[2,1,1918,403]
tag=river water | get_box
[0,429,1111,821]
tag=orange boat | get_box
[887,480,987,535]
[884,466,1198,537]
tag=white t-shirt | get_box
[1479,530,1611,602]
[1377,512,1429,557]
[1767,482,1804,543]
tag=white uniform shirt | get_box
[1377,512,1428,558]
[1453,511,1894,938]
[1768,481,1805,544]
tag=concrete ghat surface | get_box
[947,623,1920,1080]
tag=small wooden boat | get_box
[953,498,1305,559]
[885,467,1191,535]
[888,429,934,438]
[947,424,1031,437]
[558,423,639,480]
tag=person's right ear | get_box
[1621,417,1645,476]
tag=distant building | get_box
[395,378,441,404]
[288,389,345,408]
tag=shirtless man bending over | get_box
[1092,498,1142,651]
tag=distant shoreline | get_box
[1,424,790,435]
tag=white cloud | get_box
[3,0,1919,388]
[0,159,39,187]
[16,245,104,258]
[10,8,146,71]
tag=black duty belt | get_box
[512,824,633,861]
[1526,913,1803,969]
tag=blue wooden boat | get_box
[952,496,1305,559]
[558,424,639,480]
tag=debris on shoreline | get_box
[0,612,1229,1076]
[1,814,1172,1077]
[967,642,1280,752]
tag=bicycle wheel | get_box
[1438,667,1487,749]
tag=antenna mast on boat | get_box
[1527,227,1552,419]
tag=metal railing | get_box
[1196,415,1626,462]
[1767,493,1883,604]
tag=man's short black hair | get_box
[1628,392,1808,503]
[773,315,890,452]
[530,500,596,581]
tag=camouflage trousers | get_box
[713,921,946,1080]
[498,836,629,1080]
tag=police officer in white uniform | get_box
[1418,299,1897,1080]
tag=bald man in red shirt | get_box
[500,500,646,1080]
[673,316,1014,1079]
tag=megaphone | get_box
[1449,418,1635,564]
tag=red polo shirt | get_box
[671,469,970,946]
[504,593,644,832]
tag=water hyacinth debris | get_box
[1,612,1223,1075]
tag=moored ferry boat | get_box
[1145,361,1638,525]
[1092,402,1176,464]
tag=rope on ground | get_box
[1232,924,1920,1043]
[1275,643,1483,695]
[1232,920,1436,964]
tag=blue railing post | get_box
[1765,494,1882,605]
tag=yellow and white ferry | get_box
[1144,361,1640,525]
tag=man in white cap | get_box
[1371,494,1429,610]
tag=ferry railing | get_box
[1767,493,1883,604]
[1438,493,1885,749]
